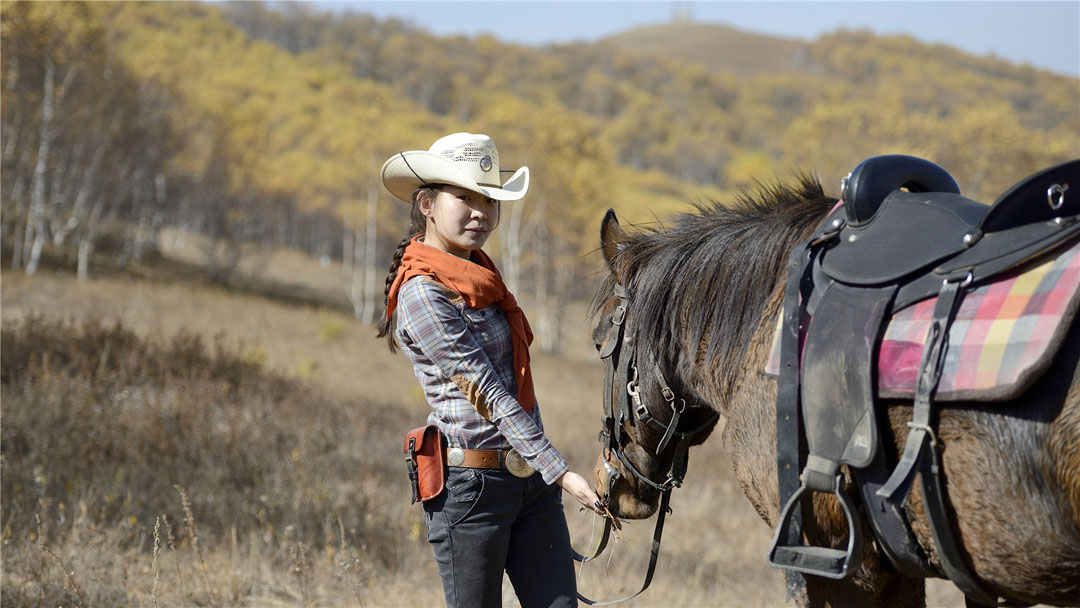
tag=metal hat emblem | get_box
[479,155,493,172]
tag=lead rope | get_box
[574,490,673,606]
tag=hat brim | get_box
[381,150,530,203]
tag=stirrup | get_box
[767,472,862,579]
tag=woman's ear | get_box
[418,193,435,219]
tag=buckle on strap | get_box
[767,468,862,580]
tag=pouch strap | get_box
[406,436,420,504]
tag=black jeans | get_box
[424,467,577,608]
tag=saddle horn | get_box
[841,155,960,225]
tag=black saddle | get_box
[767,155,1080,606]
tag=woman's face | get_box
[420,185,500,258]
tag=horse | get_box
[588,175,1080,607]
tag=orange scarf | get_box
[386,237,536,412]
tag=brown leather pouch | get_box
[404,425,445,503]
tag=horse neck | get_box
[678,218,826,413]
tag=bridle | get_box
[598,283,720,497]
[573,281,720,605]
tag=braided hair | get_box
[376,186,438,352]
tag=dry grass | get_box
[0,238,969,607]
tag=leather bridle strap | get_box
[572,519,612,563]
[576,490,673,606]
[575,281,706,605]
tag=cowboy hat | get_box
[381,132,530,203]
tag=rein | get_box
[573,282,719,605]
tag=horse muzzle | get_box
[593,449,661,520]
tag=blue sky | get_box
[308,1,1080,78]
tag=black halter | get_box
[573,281,719,606]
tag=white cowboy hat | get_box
[381,132,530,203]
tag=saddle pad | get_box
[765,238,1080,401]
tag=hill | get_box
[604,22,808,76]
[3,1,1077,350]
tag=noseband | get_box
[598,283,720,498]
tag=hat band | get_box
[399,152,429,187]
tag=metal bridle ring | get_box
[1048,183,1068,210]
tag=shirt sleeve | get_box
[397,278,570,484]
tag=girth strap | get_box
[875,275,1001,606]
[877,277,964,502]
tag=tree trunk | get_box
[343,207,364,321]
[2,49,20,164]
[350,217,364,321]
[77,197,105,281]
[501,198,525,294]
[342,213,357,312]
[532,223,554,352]
[9,172,27,270]
[24,54,54,275]
[360,186,379,324]
[549,245,573,354]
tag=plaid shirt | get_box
[395,276,570,484]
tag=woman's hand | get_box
[556,470,601,513]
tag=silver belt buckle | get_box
[447,447,466,467]
[504,449,534,478]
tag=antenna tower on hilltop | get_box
[672,1,694,23]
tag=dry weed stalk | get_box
[164,513,187,599]
[332,514,367,607]
[152,516,162,607]
[290,541,313,606]
[34,497,85,605]
[37,543,87,608]
[175,485,218,606]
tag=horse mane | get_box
[594,174,838,396]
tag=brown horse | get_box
[590,176,1080,607]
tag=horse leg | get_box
[799,572,925,608]
[720,381,928,608]
[793,489,928,608]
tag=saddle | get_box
[766,154,1080,605]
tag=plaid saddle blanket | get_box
[765,237,1080,401]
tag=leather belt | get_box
[444,447,535,478]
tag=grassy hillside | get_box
[605,22,808,76]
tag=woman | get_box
[378,132,600,607]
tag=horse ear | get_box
[600,208,630,274]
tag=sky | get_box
[308,1,1080,78]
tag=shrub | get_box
[0,315,404,565]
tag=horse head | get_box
[591,209,720,520]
